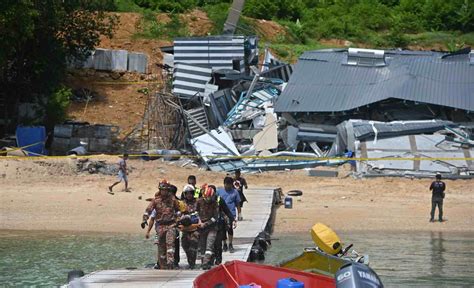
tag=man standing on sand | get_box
[108,153,129,194]
[430,173,446,222]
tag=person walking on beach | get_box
[430,173,446,222]
[108,153,129,194]
[233,169,248,221]
[217,177,241,253]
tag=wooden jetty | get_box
[67,187,280,287]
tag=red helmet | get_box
[201,184,215,199]
[158,179,170,190]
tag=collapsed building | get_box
[275,48,474,149]
[29,33,471,178]
[161,43,473,177]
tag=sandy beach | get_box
[1,157,473,234]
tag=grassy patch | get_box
[405,31,474,51]
[134,10,189,40]
[268,41,332,63]
[203,3,230,35]
[114,0,143,12]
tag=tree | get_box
[0,0,117,130]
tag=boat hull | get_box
[194,260,335,288]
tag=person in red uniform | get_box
[145,181,181,269]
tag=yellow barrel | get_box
[311,223,342,255]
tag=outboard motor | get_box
[335,262,383,288]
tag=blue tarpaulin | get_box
[15,126,47,156]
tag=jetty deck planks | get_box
[68,187,276,287]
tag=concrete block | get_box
[54,125,73,138]
[51,137,70,155]
[94,125,112,139]
[89,138,111,152]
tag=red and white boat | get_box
[194,260,336,288]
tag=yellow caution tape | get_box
[1,153,473,162]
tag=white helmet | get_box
[183,184,195,193]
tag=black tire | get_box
[67,270,84,283]
[287,190,303,196]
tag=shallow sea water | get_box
[1,230,473,287]
[0,230,155,287]
[264,231,474,288]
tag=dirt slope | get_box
[65,11,215,139]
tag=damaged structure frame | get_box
[159,39,474,177]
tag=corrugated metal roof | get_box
[274,50,474,113]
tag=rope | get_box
[220,263,240,288]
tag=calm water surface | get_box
[1,230,473,287]
[264,231,474,288]
[0,230,155,287]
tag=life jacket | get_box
[194,187,201,199]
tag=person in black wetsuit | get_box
[429,173,446,222]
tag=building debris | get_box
[69,49,148,73]
[356,132,474,177]
[73,158,117,175]
[151,40,474,176]
[52,123,119,155]
[307,169,339,177]
[253,113,278,152]
[191,126,240,163]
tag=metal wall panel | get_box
[93,48,112,71]
[110,50,128,71]
[172,63,212,98]
[174,36,245,70]
[127,52,148,73]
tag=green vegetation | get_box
[2,1,471,133]
[269,42,332,62]
[134,10,189,39]
[1,1,117,130]
[117,0,473,50]
[45,86,72,128]
[202,3,231,35]
[114,0,144,12]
